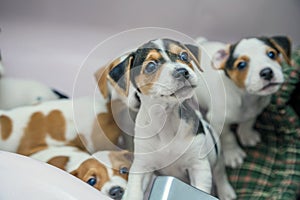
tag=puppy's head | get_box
[106,38,202,103]
[71,151,132,200]
[212,36,291,95]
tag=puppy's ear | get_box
[184,44,203,72]
[211,45,230,70]
[269,36,292,65]
[107,54,134,97]
[94,67,109,99]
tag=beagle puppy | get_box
[104,38,236,200]
[30,146,131,200]
[195,36,291,168]
[0,96,125,156]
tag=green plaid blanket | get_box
[227,48,300,200]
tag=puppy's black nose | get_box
[173,68,190,80]
[109,186,124,199]
[260,67,274,81]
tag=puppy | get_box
[195,36,291,168]
[105,38,236,200]
[0,97,125,155]
[30,146,131,200]
[0,77,64,109]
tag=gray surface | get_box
[149,176,218,200]
[0,0,299,96]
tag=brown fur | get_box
[0,115,13,140]
[70,158,110,190]
[67,134,88,152]
[91,100,122,151]
[17,110,66,156]
[108,151,132,180]
[134,49,164,95]
[95,67,109,99]
[169,43,194,70]
[269,38,291,65]
[47,156,70,170]
[227,55,250,88]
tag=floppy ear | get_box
[269,36,292,65]
[107,54,134,97]
[184,44,203,72]
[94,67,109,99]
[211,45,230,70]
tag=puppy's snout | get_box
[173,68,190,80]
[109,186,124,199]
[260,67,274,81]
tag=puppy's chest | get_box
[227,96,270,122]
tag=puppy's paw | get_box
[238,129,261,147]
[217,182,237,200]
[223,147,246,168]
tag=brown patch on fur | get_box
[68,134,88,152]
[91,100,122,151]
[46,110,66,141]
[0,115,13,140]
[70,158,109,190]
[109,150,132,180]
[95,67,109,99]
[266,47,281,63]
[106,55,132,97]
[47,156,69,170]
[169,43,194,70]
[17,110,67,156]
[135,50,164,94]
[269,38,291,65]
[227,55,250,88]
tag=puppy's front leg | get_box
[212,154,236,200]
[188,158,212,194]
[221,124,246,168]
[122,169,152,200]
[237,118,261,147]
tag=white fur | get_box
[0,96,118,153]
[195,38,284,168]
[0,77,60,109]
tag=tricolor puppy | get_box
[195,36,291,168]
[0,97,125,156]
[30,146,131,200]
[105,38,236,200]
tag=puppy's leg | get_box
[237,119,261,147]
[188,158,212,194]
[221,124,246,168]
[122,167,152,200]
[213,154,237,200]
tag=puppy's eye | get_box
[145,61,158,74]
[179,52,189,62]
[87,177,97,186]
[119,167,129,175]
[237,61,247,70]
[267,50,277,60]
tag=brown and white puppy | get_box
[195,36,291,168]
[105,38,236,200]
[30,146,131,200]
[0,96,125,156]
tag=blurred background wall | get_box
[0,0,299,96]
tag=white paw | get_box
[223,146,246,168]
[217,182,237,200]
[238,129,261,147]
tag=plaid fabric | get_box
[227,48,300,200]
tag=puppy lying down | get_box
[30,146,131,200]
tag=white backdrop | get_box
[0,0,299,96]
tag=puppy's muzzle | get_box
[109,186,124,199]
[260,67,274,81]
[173,68,190,81]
